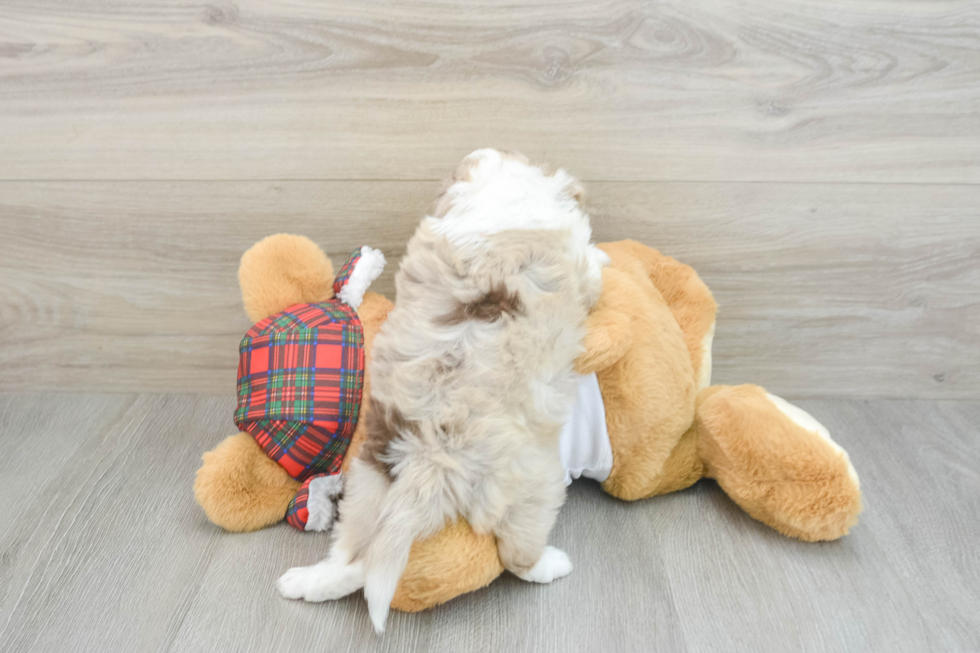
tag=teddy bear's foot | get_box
[277,557,365,602]
[697,385,862,542]
[391,519,503,613]
[194,433,300,532]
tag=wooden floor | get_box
[0,394,978,653]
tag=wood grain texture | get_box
[0,394,227,652]
[2,1,977,649]
[0,394,978,652]
[0,181,434,395]
[1,181,977,397]
[1,0,979,182]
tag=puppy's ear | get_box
[539,163,586,206]
[432,153,479,218]
[451,154,481,184]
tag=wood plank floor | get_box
[0,394,977,653]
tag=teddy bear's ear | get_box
[239,234,335,323]
[574,267,634,375]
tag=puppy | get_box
[277,149,607,632]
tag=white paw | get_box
[517,546,573,583]
[276,561,364,602]
[277,565,317,600]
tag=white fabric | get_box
[337,246,386,310]
[559,373,612,485]
[304,474,345,532]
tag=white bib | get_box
[559,373,613,485]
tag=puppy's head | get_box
[433,148,579,226]
[429,149,607,307]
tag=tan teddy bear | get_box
[195,234,862,612]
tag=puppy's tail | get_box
[361,486,427,634]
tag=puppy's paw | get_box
[277,565,317,600]
[517,546,573,584]
[276,561,364,602]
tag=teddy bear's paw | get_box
[277,561,364,602]
[517,546,573,584]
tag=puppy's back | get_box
[350,149,604,632]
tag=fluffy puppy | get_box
[277,149,607,632]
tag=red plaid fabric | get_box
[333,247,362,297]
[235,301,364,481]
[286,475,316,530]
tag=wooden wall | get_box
[1,0,978,398]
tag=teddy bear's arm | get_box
[607,240,717,385]
[574,267,634,375]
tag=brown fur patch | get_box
[359,397,417,480]
[341,293,394,473]
[437,284,524,325]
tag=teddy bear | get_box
[194,234,390,534]
[194,233,862,612]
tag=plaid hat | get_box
[234,248,386,495]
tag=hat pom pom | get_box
[333,246,386,310]
[286,474,345,532]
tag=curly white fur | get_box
[277,149,606,632]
